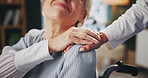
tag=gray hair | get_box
[85,0,93,18]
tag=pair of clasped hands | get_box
[48,27,108,54]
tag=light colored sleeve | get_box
[0,29,54,78]
[0,40,53,78]
[101,0,148,49]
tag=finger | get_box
[92,31,101,41]
[80,39,94,45]
[71,27,101,41]
[66,44,74,50]
[72,37,93,44]
[79,45,91,52]
[79,44,100,52]
[82,28,101,41]
[72,32,98,44]
[63,44,74,55]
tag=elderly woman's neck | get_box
[45,19,72,39]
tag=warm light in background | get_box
[102,0,129,23]
[102,0,129,5]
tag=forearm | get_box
[0,40,53,78]
[101,0,148,49]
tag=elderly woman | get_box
[0,0,104,78]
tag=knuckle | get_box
[69,31,73,35]
[70,27,77,32]
[74,40,80,44]
[69,31,75,37]
[85,28,90,32]
[82,33,87,38]
[78,39,82,43]
[80,39,84,43]
[68,34,72,40]
[69,33,75,42]
[85,45,90,50]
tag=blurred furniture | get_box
[136,29,148,69]
[99,61,138,78]
[25,0,42,31]
[95,44,125,70]
[122,49,137,68]
[0,0,26,54]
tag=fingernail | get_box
[79,48,85,52]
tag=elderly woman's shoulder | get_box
[27,29,45,37]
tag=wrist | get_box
[48,39,54,54]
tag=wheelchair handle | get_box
[99,61,138,78]
[116,61,138,76]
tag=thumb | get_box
[79,45,90,52]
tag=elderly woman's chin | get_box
[45,8,70,20]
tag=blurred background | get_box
[0,0,148,78]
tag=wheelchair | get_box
[99,61,138,78]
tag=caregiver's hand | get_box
[79,32,108,52]
[48,27,101,53]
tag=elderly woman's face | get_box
[43,0,86,26]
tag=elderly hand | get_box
[48,27,101,53]
[79,32,108,52]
